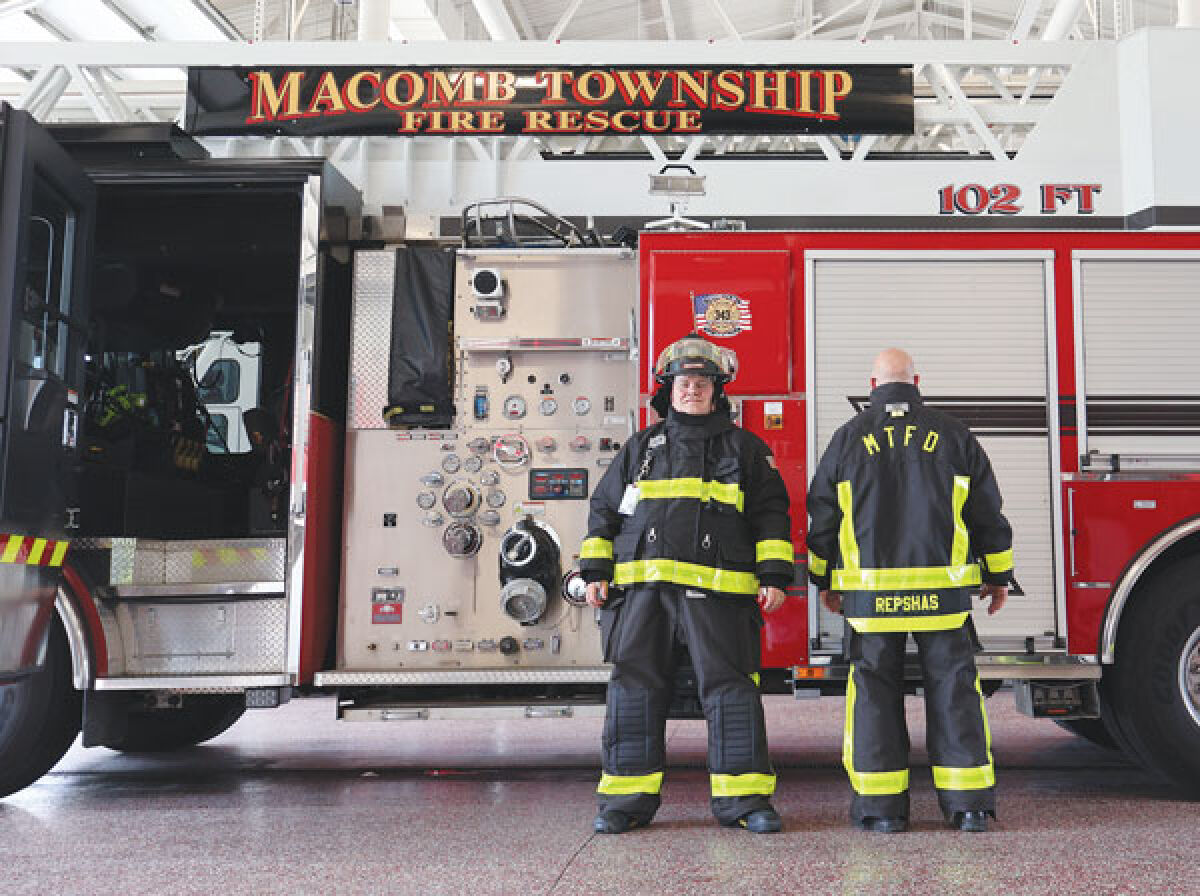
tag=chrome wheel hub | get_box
[1180,626,1200,728]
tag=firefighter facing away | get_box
[807,348,1012,833]
[580,333,794,835]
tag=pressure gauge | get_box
[481,470,500,486]
[416,491,437,510]
[493,434,531,468]
[441,454,462,474]
[468,437,491,455]
[463,454,483,473]
[486,489,507,508]
[443,522,482,558]
[572,396,591,416]
[503,395,527,420]
[539,397,558,416]
[442,481,482,517]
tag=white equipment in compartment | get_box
[339,248,637,673]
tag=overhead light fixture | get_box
[646,164,709,231]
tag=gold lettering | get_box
[749,69,791,112]
[615,69,668,105]
[483,70,517,103]
[523,109,554,130]
[246,70,304,122]
[923,431,940,453]
[383,71,423,109]
[862,433,880,456]
[396,110,428,132]
[904,425,917,446]
[536,70,573,104]
[676,109,702,131]
[821,70,854,118]
[930,594,939,610]
[713,70,745,110]
[344,71,381,113]
[883,425,895,447]
[575,70,617,104]
[309,71,346,114]
[427,70,477,107]
[478,109,505,132]
[793,70,815,114]
[669,70,710,108]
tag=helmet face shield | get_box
[654,334,738,385]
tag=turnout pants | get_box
[843,624,995,823]
[597,586,776,826]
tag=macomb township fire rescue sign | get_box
[185,65,913,137]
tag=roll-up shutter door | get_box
[811,258,1057,648]
[1079,259,1200,458]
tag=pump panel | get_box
[337,249,637,671]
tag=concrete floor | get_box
[1,693,1195,896]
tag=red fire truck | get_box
[2,104,1199,798]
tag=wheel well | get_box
[1102,524,1200,663]
[54,563,107,689]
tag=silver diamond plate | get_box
[313,666,613,686]
[349,250,397,430]
[117,597,288,676]
[108,538,140,586]
[101,539,286,586]
[161,539,287,585]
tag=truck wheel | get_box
[1054,718,1117,750]
[0,619,82,798]
[1107,556,1200,792]
[102,695,245,753]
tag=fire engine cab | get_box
[3,61,1200,801]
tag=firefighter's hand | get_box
[585,581,609,608]
[821,590,844,614]
[980,584,1007,615]
[758,586,786,614]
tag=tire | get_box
[0,619,82,798]
[102,694,245,753]
[1106,555,1200,792]
[1054,717,1118,751]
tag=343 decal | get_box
[938,183,1101,216]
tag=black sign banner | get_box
[185,65,913,137]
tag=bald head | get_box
[871,348,916,386]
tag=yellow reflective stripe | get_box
[951,475,970,567]
[832,564,981,591]
[750,672,760,687]
[844,664,910,796]
[49,541,69,567]
[984,548,1013,574]
[27,538,47,565]
[581,537,613,560]
[755,539,794,564]
[932,764,995,790]
[836,481,860,572]
[597,772,663,795]
[710,772,776,797]
[1,537,23,564]
[613,559,759,594]
[808,550,827,576]
[637,477,744,511]
[847,612,969,633]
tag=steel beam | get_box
[547,0,585,41]
[471,0,521,40]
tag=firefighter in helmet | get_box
[580,333,795,834]
[807,348,1012,833]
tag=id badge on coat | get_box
[618,484,640,515]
